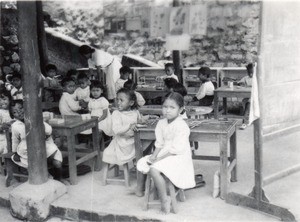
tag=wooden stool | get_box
[102,163,130,187]
[143,174,185,214]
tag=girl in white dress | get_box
[102,88,141,177]
[139,92,195,214]
[9,100,63,180]
[88,80,111,136]
[0,90,14,154]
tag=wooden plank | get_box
[92,126,101,171]
[75,151,97,166]
[219,135,228,200]
[263,164,300,186]
[230,130,237,182]
[227,192,296,221]
[67,131,77,185]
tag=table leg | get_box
[214,93,219,119]
[134,131,144,193]
[223,97,227,115]
[219,135,228,200]
[92,126,101,171]
[230,130,237,182]
[67,132,77,185]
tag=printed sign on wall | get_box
[150,7,170,37]
[169,6,189,35]
[189,4,207,36]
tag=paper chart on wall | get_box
[150,7,170,37]
[189,4,207,36]
[169,6,189,35]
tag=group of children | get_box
[0,51,253,213]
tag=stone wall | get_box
[43,0,260,67]
[0,6,20,81]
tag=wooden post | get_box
[172,0,182,83]
[36,1,48,74]
[17,1,48,185]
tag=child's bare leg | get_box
[102,163,109,185]
[52,159,62,181]
[149,168,170,214]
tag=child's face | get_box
[116,92,133,111]
[91,87,102,99]
[12,77,22,89]
[162,98,183,122]
[165,67,174,76]
[78,78,90,89]
[0,96,9,109]
[198,73,208,82]
[121,72,130,80]
[47,69,57,78]
[63,81,76,94]
[12,103,24,121]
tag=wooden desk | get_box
[134,119,238,200]
[136,88,166,100]
[139,105,213,119]
[49,116,101,185]
[214,86,251,119]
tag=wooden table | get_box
[134,119,238,200]
[49,116,101,185]
[136,88,166,101]
[214,86,251,119]
[139,105,213,119]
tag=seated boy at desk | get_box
[238,63,253,130]
[191,67,215,106]
[42,64,62,103]
[115,66,131,92]
[157,63,178,82]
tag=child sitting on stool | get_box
[191,67,215,106]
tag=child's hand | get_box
[148,155,156,163]
[79,100,88,109]
[129,123,138,132]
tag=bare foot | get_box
[160,197,171,214]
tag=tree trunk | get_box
[17,0,48,185]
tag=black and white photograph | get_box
[0,0,299,221]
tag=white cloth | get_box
[11,120,62,166]
[11,87,23,100]
[135,91,145,107]
[88,97,111,135]
[115,78,127,92]
[248,63,260,125]
[75,86,90,102]
[137,155,151,174]
[0,109,13,154]
[102,109,141,165]
[195,81,214,100]
[59,92,81,116]
[150,116,195,189]
[238,76,252,87]
[88,49,122,100]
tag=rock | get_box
[2,66,13,75]
[0,46,4,51]
[3,35,19,45]
[10,63,21,72]
[11,52,20,63]
[9,180,67,221]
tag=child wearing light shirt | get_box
[192,67,215,106]
[75,72,91,103]
[161,63,178,82]
[115,66,131,92]
[59,77,86,116]
[239,63,253,130]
